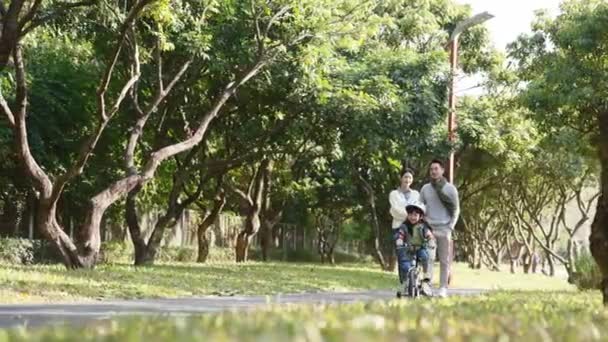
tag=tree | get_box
[455,90,540,271]
[1,0,351,268]
[509,0,608,303]
[313,209,344,264]
[0,0,158,268]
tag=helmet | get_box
[406,201,426,215]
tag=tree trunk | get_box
[197,186,226,263]
[260,224,272,261]
[272,225,281,248]
[566,238,577,283]
[126,186,147,265]
[37,198,97,268]
[235,214,261,262]
[358,174,388,270]
[233,159,268,263]
[545,252,556,276]
[125,183,183,266]
[523,252,532,274]
[197,232,211,263]
[590,113,608,305]
[591,197,608,304]
[235,230,253,262]
[260,213,282,262]
[139,211,180,265]
[493,247,503,269]
[470,241,480,269]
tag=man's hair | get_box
[400,168,414,178]
[429,159,444,168]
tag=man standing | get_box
[420,159,460,298]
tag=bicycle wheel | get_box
[407,268,419,298]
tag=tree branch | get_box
[20,0,97,36]
[0,87,15,126]
[97,0,153,121]
[0,0,27,70]
[17,0,42,31]
[229,184,251,204]
[11,45,53,195]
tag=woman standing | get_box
[389,168,420,229]
[390,168,433,294]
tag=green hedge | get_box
[0,238,63,265]
[0,238,373,265]
[572,250,602,290]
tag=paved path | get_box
[0,288,484,329]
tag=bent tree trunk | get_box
[0,3,154,268]
[235,228,255,262]
[233,159,270,262]
[126,159,206,266]
[197,186,226,263]
[235,205,263,262]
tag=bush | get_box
[158,246,197,263]
[572,250,602,290]
[0,238,35,264]
[248,247,373,264]
[205,247,235,263]
[99,240,134,264]
[100,242,199,264]
[0,238,63,265]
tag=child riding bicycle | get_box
[394,201,434,296]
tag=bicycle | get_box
[396,244,430,298]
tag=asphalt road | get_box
[0,288,484,329]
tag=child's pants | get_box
[396,246,429,282]
[393,228,429,282]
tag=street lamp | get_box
[445,11,493,286]
[446,11,494,183]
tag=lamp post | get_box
[445,12,494,286]
[446,11,494,183]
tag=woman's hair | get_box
[400,168,414,178]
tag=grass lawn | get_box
[2,291,605,341]
[0,261,574,303]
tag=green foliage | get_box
[99,241,134,265]
[341,220,371,243]
[510,0,608,134]
[249,247,372,264]
[0,238,36,265]
[100,242,224,264]
[0,238,63,265]
[573,250,602,290]
[157,246,198,263]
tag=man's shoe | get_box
[437,287,448,298]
